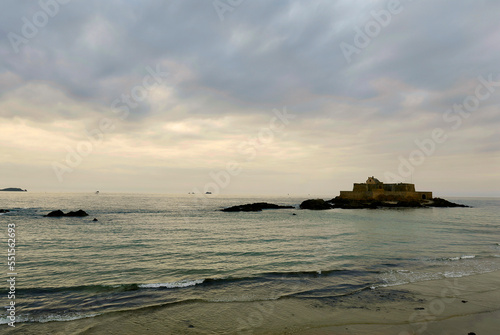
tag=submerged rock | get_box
[44,210,89,217]
[222,202,295,212]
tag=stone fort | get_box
[339,176,432,201]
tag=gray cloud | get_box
[0,0,499,193]
[2,1,500,116]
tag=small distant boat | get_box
[205,192,212,194]
[95,191,99,195]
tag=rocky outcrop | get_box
[222,196,468,212]
[299,199,333,210]
[0,209,10,213]
[426,197,468,208]
[0,188,27,192]
[222,202,295,212]
[66,210,89,217]
[299,196,468,210]
[45,210,65,217]
[44,210,89,217]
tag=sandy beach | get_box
[7,269,500,335]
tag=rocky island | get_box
[299,196,467,210]
[44,210,89,217]
[300,177,468,210]
[222,202,295,212]
[0,187,27,192]
[221,177,468,212]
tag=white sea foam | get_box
[448,255,475,261]
[444,271,467,278]
[0,312,100,325]
[371,282,406,289]
[373,268,467,289]
[38,313,101,323]
[374,256,500,289]
[139,279,204,288]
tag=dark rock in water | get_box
[299,196,468,210]
[44,210,89,217]
[299,199,333,210]
[327,197,375,209]
[65,210,89,217]
[0,187,27,192]
[0,209,10,213]
[222,202,295,212]
[45,210,65,217]
[427,197,468,207]
[468,333,476,335]
[93,218,98,221]
[292,213,297,215]
[396,200,423,207]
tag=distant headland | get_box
[0,187,27,192]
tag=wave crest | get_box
[138,279,204,289]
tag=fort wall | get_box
[339,177,432,201]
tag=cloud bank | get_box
[0,0,499,195]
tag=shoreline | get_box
[7,270,500,334]
[299,269,500,335]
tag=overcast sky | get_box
[1,0,499,196]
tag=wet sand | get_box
[7,270,500,334]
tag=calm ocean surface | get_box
[1,193,499,325]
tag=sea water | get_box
[0,193,499,325]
